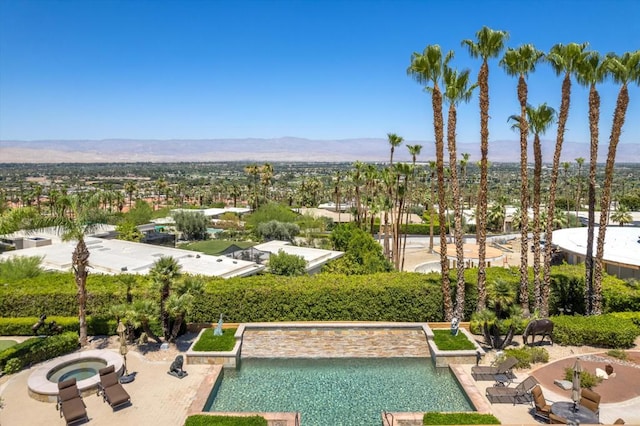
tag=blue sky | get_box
[0,0,639,145]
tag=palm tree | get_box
[510,104,556,312]
[461,26,509,313]
[575,157,585,218]
[460,153,470,209]
[387,133,404,165]
[402,144,423,270]
[0,193,110,346]
[124,181,137,210]
[149,256,182,341]
[444,66,477,319]
[244,164,260,210]
[408,45,454,320]
[611,205,633,226]
[541,42,588,317]
[593,50,640,314]
[500,43,544,317]
[427,160,437,253]
[575,51,610,315]
[155,177,167,211]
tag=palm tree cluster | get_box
[408,27,639,320]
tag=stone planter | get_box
[427,327,485,368]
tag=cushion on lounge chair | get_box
[60,396,88,426]
[103,383,131,408]
[100,371,119,388]
[472,356,518,380]
[580,388,601,415]
[99,365,115,376]
[532,385,551,421]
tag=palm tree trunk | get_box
[542,72,571,317]
[517,75,531,317]
[532,134,543,311]
[594,83,629,315]
[448,105,466,320]
[585,85,600,315]
[434,86,453,321]
[476,60,489,313]
[72,238,90,346]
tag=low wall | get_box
[427,327,484,368]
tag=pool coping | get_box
[27,349,124,402]
[186,321,489,425]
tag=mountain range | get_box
[1,138,640,163]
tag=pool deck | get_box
[1,324,639,426]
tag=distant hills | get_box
[1,138,639,163]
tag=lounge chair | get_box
[56,378,88,426]
[531,384,552,423]
[472,356,518,381]
[579,388,600,419]
[486,375,539,404]
[97,365,131,410]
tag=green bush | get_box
[192,328,237,351]
[185,415,267,426]
[606,349,628,360]
[432,330,476,350]
[3,358,22,374]
[564,367,603,389]
[503,346,549,369]
[552,314,639,348]
[423,412,500,425]
[0,332,78,372]
[0,316,117,336]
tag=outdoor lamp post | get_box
[117,320,128,375]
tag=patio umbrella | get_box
[571,358,582,411]
[117,320,128,375]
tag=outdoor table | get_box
[494,373,511,387]
[551,401,599,424]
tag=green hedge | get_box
[0,332,79,373]
[552,314,639,348]
[0,316,118,336]
[423,412,500,425]
[184,415,267,426]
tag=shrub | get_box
[606,349,628,361]
[0,316,116,336]
[432,330,476,350]
[564,367,603,389]
[503,347,549,369]
[192,328,237,352]
[267,250,306,276]
[0,332,78,372]
[3,358,22,374]
[552,314,639,348]
[185,415,267,426]
[423,412,500,425]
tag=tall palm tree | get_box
[124,181,137,210]
[461,27,509,313]
[444,66,477,320]
[575,157,585,218]
[402,144,423,270]
[0,193,109,346]
[244,164,260,210]
[387,133,404,165]
[407,44,454,320]
[149,256,182,341]
[427,160,437,253]
[500,43,544,317]
[460,153,470,209]
[593,50,640,314]
[509,104,556,312]
[575,51,610,315]
[541,42,588,317]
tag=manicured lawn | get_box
[0,340,17,352]
[432,329,476,350]
[424,412,500,424]
[181,240,255,256]
[192,328,237,351]
[185,415,267,426]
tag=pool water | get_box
[205,358,472,426]
[47,359,107,383]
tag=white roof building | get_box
[552,226,640,280]
[253,240,344,274]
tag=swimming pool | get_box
[204,358,472,426]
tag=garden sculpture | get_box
[450,317,460,336]
[214,313,224,336]
[482,321,515,350]
[522,318,554,346]
[168,355,188,378]
[31,314,47,335]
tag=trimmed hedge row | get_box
[552,314,639,348]
[0,332,79,373]
[0,316,118,336]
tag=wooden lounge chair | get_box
[472,356,518,381]
[531,384,552,423]
[97,365,131,410]
[486,375,539,404]
[56,378,88,426]
[579,388,600,419]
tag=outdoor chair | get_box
[531,384,552,423]
[613,418,625,424]
[472,356,518,381]
[97,365,131,410]
[549,413,568,424]
[56,378,88,426]
[579,387,601,418]
[486,375,539,404]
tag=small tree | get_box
[126,199,153,225]
[173,210,209,240]
[255,220,300,242]
[611,206,633,226]
[115,220,143,242]
[268,250,307,276]
[149,256,182,341]
[324,223,392,275]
